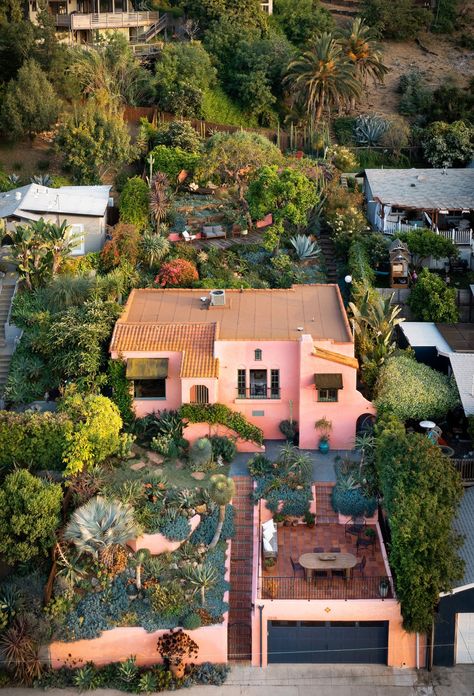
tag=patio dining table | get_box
[299,552,357,581]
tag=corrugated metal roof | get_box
[453,487,474,588]
[0,184,111,219]
[365,168,474,210]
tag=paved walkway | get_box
[227,476,254,660]
[231,440,356,482]
[3,665,473,695]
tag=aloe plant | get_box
[354,115,389,146]
[182,564,217,606]
[290,235,321,261]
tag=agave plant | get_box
[290,235,321,261]
[182,563,217,605]
[64,496,139,559]
[30,174,53,186]
[7,173,21,186]
[354,115,389,146]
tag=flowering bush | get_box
[328,207,370,256]
[155,258,199,287]
[327,145,358,172]
[375,353,460,421]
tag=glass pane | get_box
[134,379,166,399]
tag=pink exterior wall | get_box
[49,540,232,668]
[127,514,201,554]
[112,333,375,450]
[298,335,375,450]
[184,422,265,453]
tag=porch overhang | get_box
[314,373,343,389]
[126,358,169,380]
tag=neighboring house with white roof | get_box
[363,169,474,265]
[0,184,112,256]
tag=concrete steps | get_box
[318,229,339,284]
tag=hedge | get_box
[0,411,73,471]
[375,353,460,421]
[179,403,263,445]
[348,240,375,285]
[119,176,150,232]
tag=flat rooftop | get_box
[117,285,352,342]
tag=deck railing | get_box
[452,459,474,484]
[236,387,281,400]
[259,575,393,601]
[383,223,473,245]
[54,11,159,30]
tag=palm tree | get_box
[43,220,75,275]
[341,19,389,86]
[8,221,50,290]
[208,475,235,549]
[64,496,139,560]
[182,564,217,606]
[139,232,170,270]
[285,33,361,121]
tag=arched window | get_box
[190,385,209,404]
[254,349,262,361]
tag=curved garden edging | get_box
[127,514,201,554]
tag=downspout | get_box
[416,633,419,670]
[258,605,264,668]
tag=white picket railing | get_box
[383,223,473,245]
[55,11,159,30]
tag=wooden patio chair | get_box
[290,557,305,578]
[353,555,367,577]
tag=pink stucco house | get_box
[110,284,374,449]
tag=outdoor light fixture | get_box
[345,275,352,284]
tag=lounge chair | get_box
[182,230,197,242]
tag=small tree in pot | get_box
[157,629,199,678]
[315,417,332,454]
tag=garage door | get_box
[456,613,474,663]
[268,620,388,664]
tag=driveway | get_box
[231,440,358,482]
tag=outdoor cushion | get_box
[263,538,273,554]
[262,519,276,537]
[263,526,274,542]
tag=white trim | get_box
[439,582,474,597]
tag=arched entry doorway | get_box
[356,413,375,434]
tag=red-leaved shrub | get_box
[155,258,199,287]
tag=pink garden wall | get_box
[127,514,201,554]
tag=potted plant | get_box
[273,513,285,528]
[156,628,198,679]
[315,417,332,454]
[379,578,389,598]
[304,511,316,528]
[364,528,376,541]
[263,557,277,573]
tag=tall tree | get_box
[0,59,60,140]
[285,33,361,120]
[208,474,235,548]
[341,18,388,85]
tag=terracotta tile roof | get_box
[110,322,219,378]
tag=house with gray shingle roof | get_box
[0,184,112,255]
[434,487,474,666]
[363,169,474,255]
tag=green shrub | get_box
[149,581,187,618]
[119,176,150,232]
[189,505,235,545]
[182,611,202,630]
[159,512,191,541]
[209,436,236,463]
[327,145,358,172]
[201,86,259,127]
[333,117,356,145]
[421,120,474,167]
[0,470,62,565]
[279,420,298,442]
[247,453,274,477]
[148,145,200,182]
[332,485,377,517]
[375,353,460,421]
[408,269,459,323]
[348,240,376,285]
[180,403,263,445]
[107,359,135,427]
[153,120,203,152]
[0,411,73,472]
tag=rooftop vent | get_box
[15,192,22,201]
[210,289,225,306]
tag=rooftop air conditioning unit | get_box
[210,289,225,306]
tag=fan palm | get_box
[285,33,361,121]
[139,232,170,269]
[64,496,139,559]
[208,475,235,549]
[341,18,389,86]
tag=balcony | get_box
[260,523,393,601]
[54,11,159,30]
[236,387,280,400]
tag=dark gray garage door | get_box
[268,620,388,664]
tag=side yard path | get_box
[227,476,254,662]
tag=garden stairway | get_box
[227,476,254,662]
[318,229,339,284]
[315,483,339,524]
[0,277,18,398]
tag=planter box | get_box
[127,514,201,554]
[185,422,264,453]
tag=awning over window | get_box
[126,358,169,380]
[314,373,343,389]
